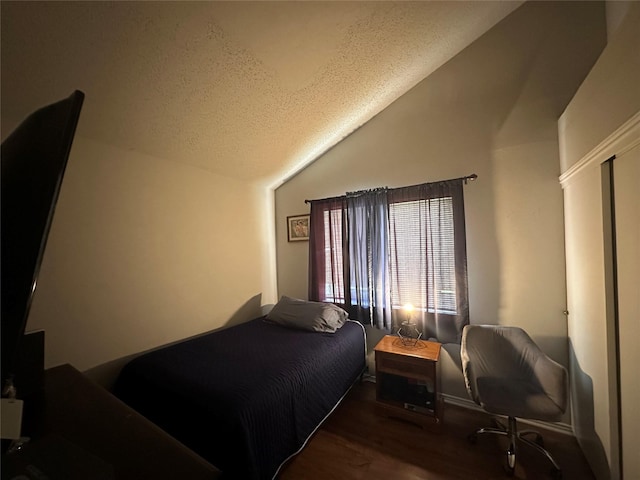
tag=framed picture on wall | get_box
[287,214,310,242]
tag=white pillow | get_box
[266,296,348,333]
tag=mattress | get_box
[113,316,366,479]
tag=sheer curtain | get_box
[308,178,469,343]
[346,189,392,329]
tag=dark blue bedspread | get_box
[113,317,366,479]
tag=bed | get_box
[113,301,366,480]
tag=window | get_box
[309,178,469,343]
[323,208,344,303]
[389,197,457,315]
[321,197,457,313]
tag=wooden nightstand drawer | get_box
[376,352,434,379]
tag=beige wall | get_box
[559,2,640,172]
[275,2,606,407]
[4,128,272,386]
[559,3,640,478]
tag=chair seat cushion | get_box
[476,377,564,422]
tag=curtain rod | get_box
[304,173,477,204]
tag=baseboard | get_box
[442,393,574,436]
[364,375,574,436]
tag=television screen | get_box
[1,90,84,394]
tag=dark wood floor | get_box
[278,381,594,480]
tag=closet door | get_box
[614,143,639,480]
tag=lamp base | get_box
[397,322,422,347]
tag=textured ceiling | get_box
[1,1,521,187]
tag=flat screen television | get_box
[1,90,84,396]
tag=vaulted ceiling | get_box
[1,1,521,187]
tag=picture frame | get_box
[287,214,310,242]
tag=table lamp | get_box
[397,304,422,346]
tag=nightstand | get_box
[374,335,443,429]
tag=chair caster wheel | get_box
[550,468,563,480]
[503,449,516,476]
[503,463,515,477]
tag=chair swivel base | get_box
[467,416,563,479]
